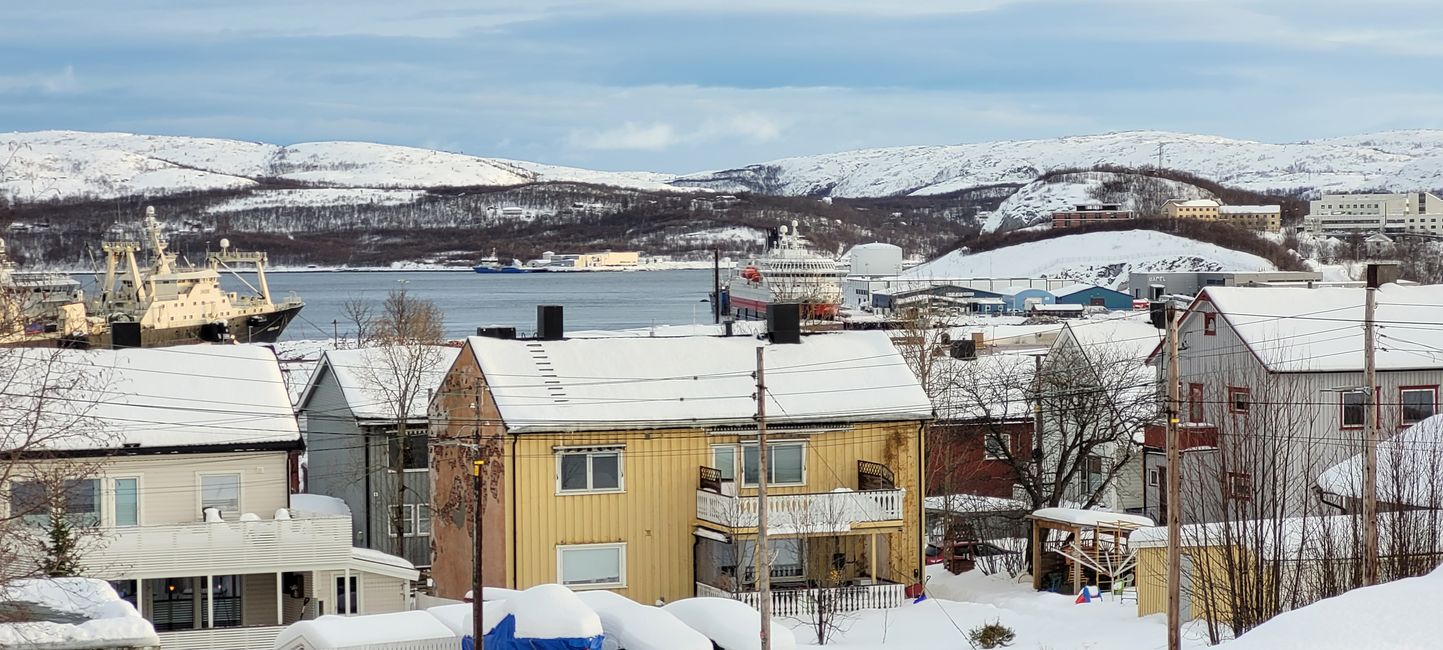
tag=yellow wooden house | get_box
[428,313,933,612]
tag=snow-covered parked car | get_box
[662,598,795,650]
[576,590,711,650]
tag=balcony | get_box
[82,513,353,578]
[158,625,285,650]
[696,580,906,617]
[696,488,905,534]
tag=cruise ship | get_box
[724,220,843,320]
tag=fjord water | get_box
[215,269,717,341]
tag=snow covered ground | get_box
[785,566,1207,650]
[979,171,1214,233]
[902,229,1275,289]
[1224,565,1443,650]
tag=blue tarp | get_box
[468,614,604,650]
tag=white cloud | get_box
[704,112,781,144]
[0,66,78,95]
[569,122,678,151]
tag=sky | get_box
[3,0,1443,174]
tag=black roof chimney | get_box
[766,304,802,344]
[476,326,517,340]
[537,305,564,341]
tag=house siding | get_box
[429,340,927,604]
[301,363,368,545]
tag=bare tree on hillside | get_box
[351,287,448,557]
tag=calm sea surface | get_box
[212,269,719,341]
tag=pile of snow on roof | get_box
[0,578,159,649]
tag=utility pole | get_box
[1032,353,1044,485]
[1362,264,1381,585]
[754,346,772,650]
[1165,302,1181,650]
[1156,142,1166,170]
[472,379,486,650]
[713,248,722,324]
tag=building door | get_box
[1180,555,1194,621]
[1090,296,1106,307]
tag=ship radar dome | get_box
[219,238,231,250]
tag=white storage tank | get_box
[845,243,904,276]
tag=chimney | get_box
[766,304,802,344]
[536,305,564,341]
[1366,262,1400,289]
[476,326,517,340]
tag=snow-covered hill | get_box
[675,130,1443,197]
[902,229,1277,290]
[978,170,1213,233]
[0,131,684,202]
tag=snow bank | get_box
[662,598,796,650]
[1225,566,1443,650]
[273,611,456,649]
[0,578,159,649]
[290,493,352,518]
[576,590,711,650]
[484,584,603,639]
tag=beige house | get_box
[2,346,416,650]
[1218,205,1282,232]
[1161,199,1220,221]
[429,312,934,613]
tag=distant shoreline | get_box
[57,262,737,275]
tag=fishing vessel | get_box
[473,249,530,274]
[723,220,842,320]
[83,207,305,346]
[0,237,104,345]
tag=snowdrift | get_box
[662,597,796,650]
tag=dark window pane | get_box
[1403,390,1436,424]
[770,444,804,484]
[560,454,589,491]
[10,481,47,524]
[1343,391,1366,427]
[62,479,100,526]
[742,446,760,485]
[591,454,620,490]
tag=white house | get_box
[1,345,417,650]
[1144,284,1443,524]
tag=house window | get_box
[557,448,624,493]
[199,474,241,517]
[712,446,737,482]
[557,543,626,588]
[741,442,806,486]
[739,538,804,581]
[113,478,138,527]
[109,580,138,610]
[388,504,431,537]
[1080,455,1105,498]
[9,479,101,527]
[1203,312,1217,336]
[1341,390,1367,429]
[386,429,429,471]
[1228,387,1250,414]
[1188,383,1205,423]
[983,433,1011,460]
[1401,387,1438,425]
[8,481,50,527]
[1147,467,1160,487]
[1226,472,1252,501]
[335,576,359,614]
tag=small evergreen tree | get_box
[40,508,86,577]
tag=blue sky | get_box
[3,0,1442,173]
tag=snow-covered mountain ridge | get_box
[7,128,1443,205]
[674,129,1443,197]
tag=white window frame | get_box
[197,472,242,518]
[555,447,625,495]
[108,476,142,527]
[713,441,807,488]
[387,504,431,537]
[556,542,627,589]
[983,433,1011,460]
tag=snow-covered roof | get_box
[289,493,352,518]
[1200,283,1443,372]
[1166,199,1220,207]
[1030,304,1080,312]
[1225,565,1443,650]
[924,493,1026,513]
[0,578,159,649]
[2,345,299,452]
[1130,510,1443,558]
[274,611,455,649]
[349,547,419,581]
[932,351,1037,422]
[1219,204,1280,214]
[1060,316,1163,364]
[1050,283,1119,298]
[1028,507,1154,529]
[995,285,1050,297]
[1317,415,1443,507]
[467,331,933,433]
[304,345,459,421]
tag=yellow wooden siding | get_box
[1135,545,1249,623]
[505,421,924,604]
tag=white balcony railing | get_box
[82,514,353,578]
[696,488,905,534]
[696,581,906,617]
[158,625,285,650]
